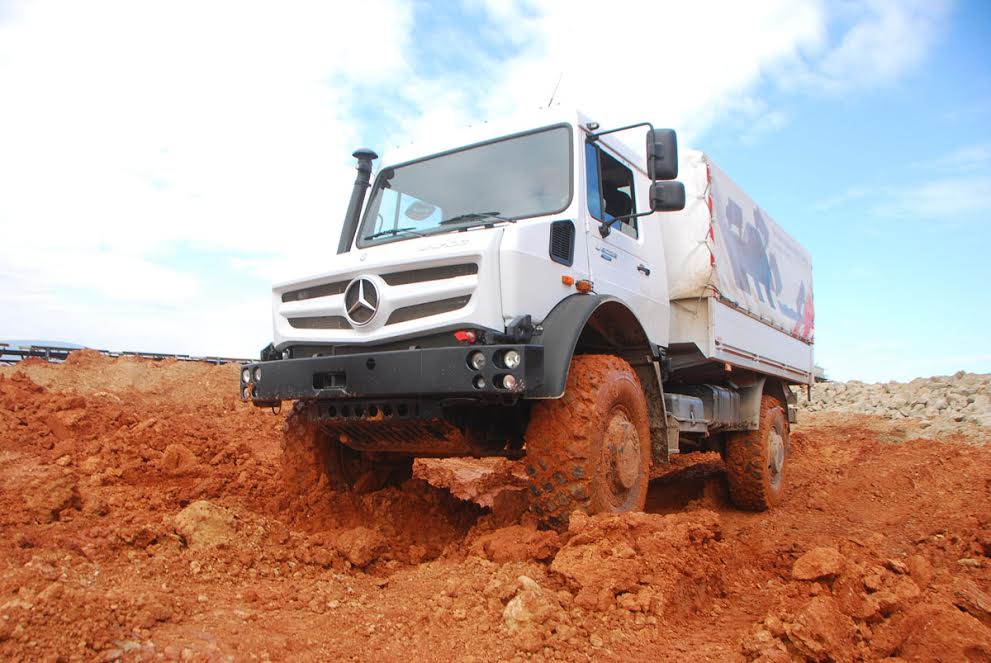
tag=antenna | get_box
[547,72,563,107]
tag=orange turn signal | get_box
[575,279,594,294]
[561,275,575,286]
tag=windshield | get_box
[357,125,572,246]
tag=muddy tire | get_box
[282,402,413,494]
[725,394,789,511]
[524,354,651,527]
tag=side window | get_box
[585,142,637,238]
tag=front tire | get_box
[524,354,651,527]
[725,394,789,510]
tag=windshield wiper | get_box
[363,226,425,241]
[439,211,513,226]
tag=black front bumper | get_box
[239,344,544,403]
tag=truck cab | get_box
[243,107,813,525]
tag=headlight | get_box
[473,375,486,389]
[467,351,486,371]
[253,367,262,382]
[282,348,291,359]
[241,367,251,383]
[500,349,521,369]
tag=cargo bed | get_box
[661,151,814,385]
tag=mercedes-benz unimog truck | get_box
[241,108,815,525]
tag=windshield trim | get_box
[356,122,575,249]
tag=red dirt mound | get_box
[0,354,989,660]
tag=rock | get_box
[173,501,237,548]
[79,456,102,474]
[884,559,908,574]
[502,576,563,652]
[890,604,991,661]
[798,373,990,430]
[874,575,921,616]
[783,596,858,662]
[472,525,560,563]
[953,580,991,628]
[159,444,200,476]
[550,510,721,611]
[45,414,72,441]
[792,547,845,581]
[905,555,932,589]
[975,529,991,557]
[27,475,81,523]
[334,527,385,568]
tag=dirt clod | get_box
[174,500,237,548]
[792,546,846,581]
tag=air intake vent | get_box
[549,220,575,266]
[385,296,471,325]
[381,263,478,286]
[281,280,348,303]
[288,316,352,330]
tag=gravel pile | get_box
[798,371,991,431]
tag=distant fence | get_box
[0,343,249,366]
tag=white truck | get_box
[241,108,814,524]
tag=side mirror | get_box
[650,181,686,212]
[646,128,679,180]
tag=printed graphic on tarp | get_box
[707,160,814,343]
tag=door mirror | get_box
[650,181,686,212]
[646,128,679,180]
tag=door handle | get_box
[637,264,651,276]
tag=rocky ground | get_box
[1,353,989,661]
[797,372,991,438]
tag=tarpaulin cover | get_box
[662,151,814,343]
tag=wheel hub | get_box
[604,410,641,493]
[767,428,785,488]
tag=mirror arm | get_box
[586,121,654,142]
[597,209,655,238]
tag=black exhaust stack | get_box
[337,148,379,254]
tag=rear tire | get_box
[725,394,789,510]
[524,354,651,527]
[282,402,413,494]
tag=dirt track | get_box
[1,352,990,661]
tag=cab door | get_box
[582,139,665,340]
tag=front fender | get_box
[528,294,656,398]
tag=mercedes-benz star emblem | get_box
[344,277,379,326]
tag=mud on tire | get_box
[524,354,651,528]
[281,402,413,495]
[725,394,789,511]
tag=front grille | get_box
[381,263,478,286]
[288,316,352,330]
[282,280,348,303]
[385,296,471,325]
[280,263,476,302]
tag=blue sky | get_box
[0,0,988,382]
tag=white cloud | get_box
[0,0,414,261]
[871,175,991,220]
[811,0,953,92]
[0,0,957,356]
[813,186,872,212]
[473,0,827,143]
[911,143,991,173]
